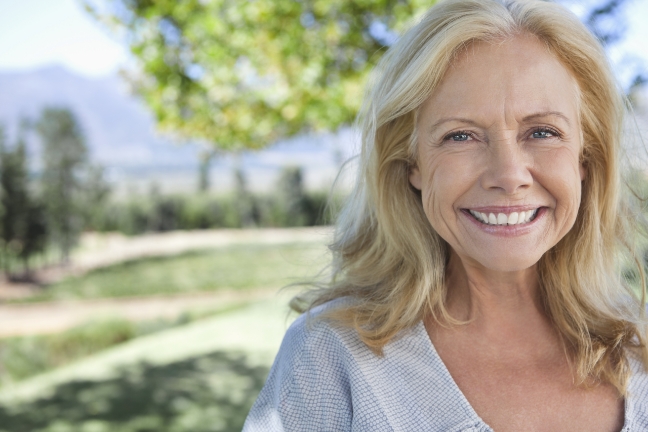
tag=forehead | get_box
[420,34,580,125]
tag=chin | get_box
[480,258,539,273]
[471,253,542,273]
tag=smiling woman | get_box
[409,34,586,274]
[243,1,648,431]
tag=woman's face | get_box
[410,35,585,273]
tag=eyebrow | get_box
[426,117,479,135]
[522,111,572,127]
[427,110,572,134]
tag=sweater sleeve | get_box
[242,313,353,432]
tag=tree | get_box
[234,167,256,227]
[80,164,112,231]
[84,0,644,151]
[18,199,48,273]
[82,0,436,150]
[277,166,307,227]
[0,121,49,276]
[197,149,217,192]
[0,122,30,275]
[36,108,88,264]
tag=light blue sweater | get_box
[244,302,648,431]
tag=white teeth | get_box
[469,210,486,223]
[508,212,518,225]
[469,208,539,226]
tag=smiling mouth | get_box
[465,208,540,226]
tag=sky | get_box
[0,0,127,77]
[0,0,646,84]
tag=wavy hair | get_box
[291,0,648,394]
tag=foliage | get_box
[0,110,110,275]
[36,108,89,263]
[25,241,328,302]
[233,167,257,228]
[0,127,29,267]
[18,200,48,268]
[0,123,49,274]
[80,165,112,231]
[197,149,218,192]
[91,168,333,235]
[275,166,312,227]
[83,0,437,150]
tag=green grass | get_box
[0,304,250,385]
[28,242,329,302]
[0,297,295,432]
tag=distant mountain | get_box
[0,65,201,170]
[0,66,353,193]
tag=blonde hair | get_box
[292,0,648,394]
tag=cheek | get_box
[419,154,479,226]
[534,150,583,221]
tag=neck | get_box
[441,251,557,355]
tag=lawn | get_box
[29,241,329,301]
[0,296,295,432]
[0,304,249,385]
[0,237,328,431]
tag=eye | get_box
[530,127,559,139]
[443,131,472,142]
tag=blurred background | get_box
[0,0,645,430]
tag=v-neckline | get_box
[413,320,631,432]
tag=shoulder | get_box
[269,298,374,396]
[242,299,368,432]
[281,298,366,363]
[244,300,476,431]
[626,352,648,429]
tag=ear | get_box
[409,163,422,190]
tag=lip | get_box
[461,207,548,237]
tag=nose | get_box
[481,137,533,194]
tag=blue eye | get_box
[531,128,556,139]
[445,132,471,141]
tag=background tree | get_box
[84,0,646,154]
[79,164,112,231]
[197,149,217,193]
[276,166,307,227]
[234,168,256,228]
[36,108,88,264]
[82,0,436,151]
[0,122,30,275]
[18,199,48,274]
[0,121,49,277]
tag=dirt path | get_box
[0,288,281,337]
[0,226,332,300]
[0,227,331,336]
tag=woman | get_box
[243,0,648,430]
